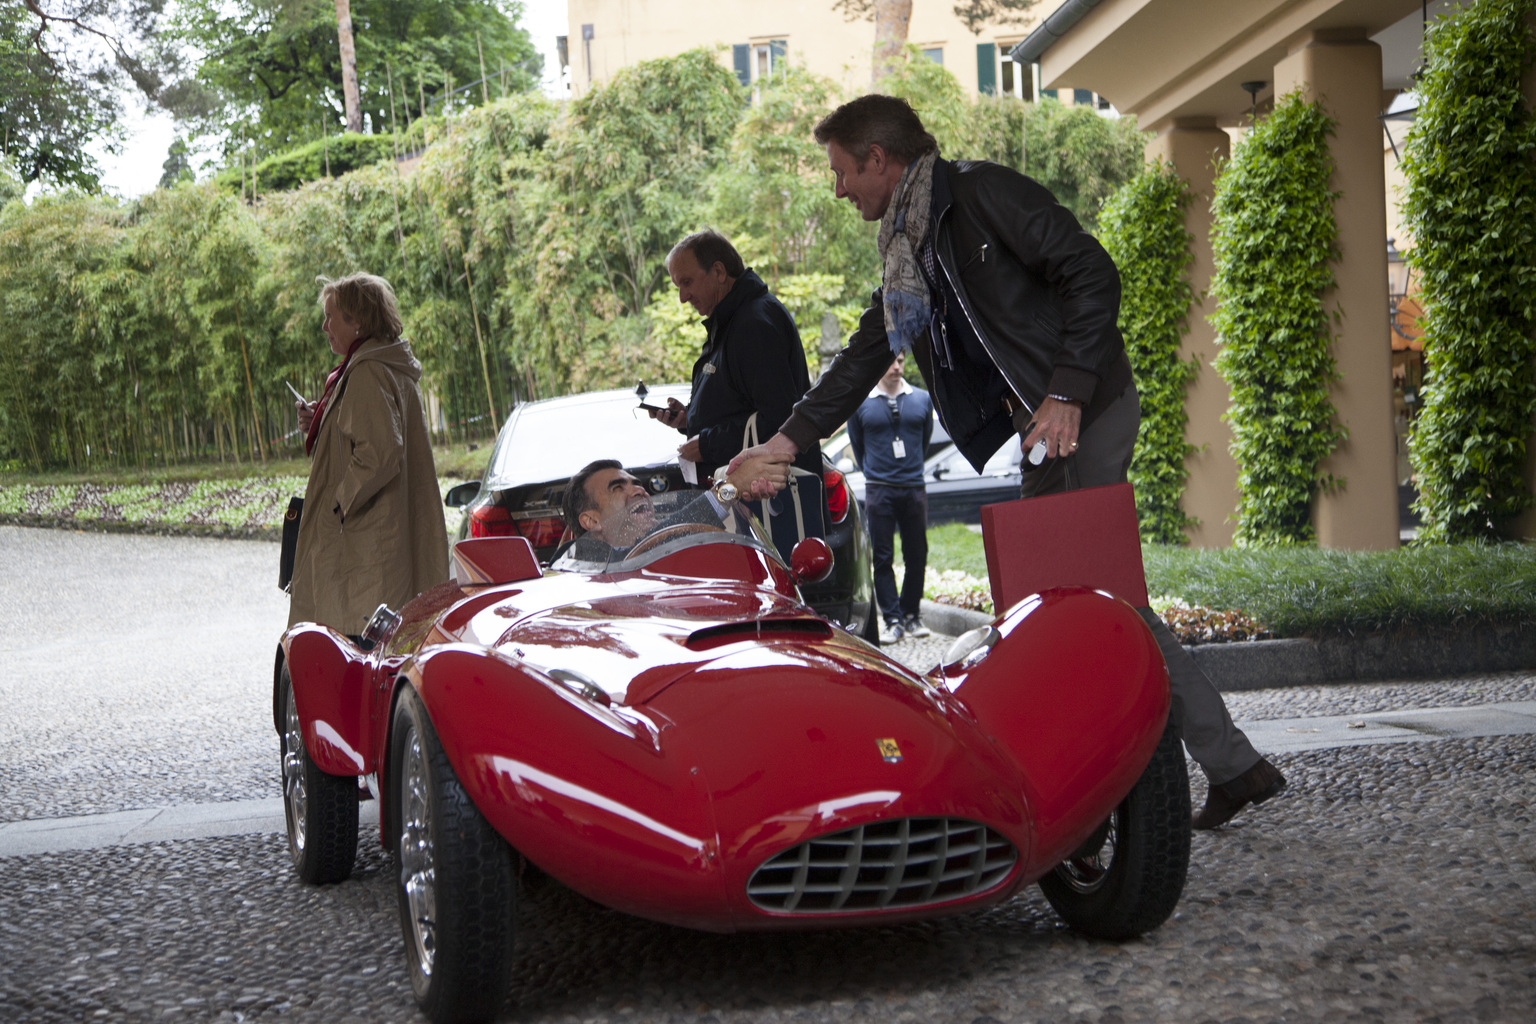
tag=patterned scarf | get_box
[877,150,938,356]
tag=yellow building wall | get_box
[565,0,1070,100]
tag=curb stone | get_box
[920,599,1536,690]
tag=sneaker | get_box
[903,615,931,638]
[877,619,905,645]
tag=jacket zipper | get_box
[933,207,1033,417]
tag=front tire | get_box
[1039,718,1191,939]
[280,664,358,884]
[392,688,516,1024]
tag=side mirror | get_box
[837,457,855,473]
[789,536,834,584]
[444,481,481,508]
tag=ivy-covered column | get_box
[1517,7,1536,538]
[1144,119,1237,547]
[1274,30,1399,549]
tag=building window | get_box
[923,47,943,66]
[748,39,787,83]
[1073,88,1093,106]
[991,45,1032,100]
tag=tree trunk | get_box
[873,0,913,81]
[334,0,363,133]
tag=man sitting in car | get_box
[559,453,792,561]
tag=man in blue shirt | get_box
[848,353,934,644]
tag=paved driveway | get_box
[2,525,1533,1023]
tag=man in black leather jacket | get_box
[734,94,1285,831]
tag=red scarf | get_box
[305,336,370,455]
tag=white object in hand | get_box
[1028,439,1048,466]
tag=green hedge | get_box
[212,133,401,194]
[1209,91,1344,545]
[1401,0,1536,541]
[1100,161,1198,544]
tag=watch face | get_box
[716,482,738,503]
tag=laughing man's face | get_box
[578,468,656,547]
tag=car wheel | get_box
[1038,718,1191,939]
[280,664,358,884]
[392,687,516,1024]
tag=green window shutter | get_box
[1074,88,1093,105]
[733,44,750,86]
[976,43,996,95]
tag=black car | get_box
[446,385,877,639]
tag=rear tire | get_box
[392,688,516,1024]
[280,664,358,884]
[1039,718,1190,939]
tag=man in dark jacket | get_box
[733,94,1284,831]
[652,230,821,484]
[848,352,934,644]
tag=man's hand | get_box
[650,396,688,430]
[678,436,702,462]
[296,399,316,433]
[1020,396,1082,460]
[727,450,793,499]
[728,431,800,477]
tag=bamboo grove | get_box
[0,47,1145,473]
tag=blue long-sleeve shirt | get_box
[847,382,933,487]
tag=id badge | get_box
[892,438,906,459]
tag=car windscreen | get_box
[551,490,778,574]
[485,387,690,490]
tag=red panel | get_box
[980,483,1148,611]
[284,625,373,776]
[451,536,541,586]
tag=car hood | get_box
[428,572,842,706]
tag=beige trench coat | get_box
[287,337,449,634]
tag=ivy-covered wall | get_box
[1209,91,1345,546]
[1401,0,1536,542]
[1100,162,1198,545]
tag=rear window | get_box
[485,386,691,489]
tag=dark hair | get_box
[562,459,623,536]
[812,94,937,166]
[668,229,745,278]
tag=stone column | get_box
[1144,119,1236,548]
[1274,31,1399,550]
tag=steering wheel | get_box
[626,521,724,558]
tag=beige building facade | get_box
[563,0,1077,102]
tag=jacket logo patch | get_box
[877,738,902,763]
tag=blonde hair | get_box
[317,273,404,341]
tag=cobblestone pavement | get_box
[2,526,1534,1023]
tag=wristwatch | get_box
[713,478,739,504]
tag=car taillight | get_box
[468,503,516,538]
[824,468,850,524]
[512,514,566,548]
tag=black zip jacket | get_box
[683,268,819,478]
[781,159,1132,471]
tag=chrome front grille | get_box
[746,817,1018,913]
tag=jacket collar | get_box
[703,268,768,336]
[929,157,954,226]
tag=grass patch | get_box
[907,523,1536,637]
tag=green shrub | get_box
[1209,91,1344,545]
[1401,0,1536,541]
[213,133,401,194]
[1100,161,1198,544]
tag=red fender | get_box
[406,645,730,930]
[281,625,373,777]
[943,588,1169,876]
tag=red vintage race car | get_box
[276,492,1189,1024]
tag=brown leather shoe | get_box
[1192,757,1287,830]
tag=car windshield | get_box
[484,386,691,490]
[551,490,778,574]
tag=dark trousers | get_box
[866,484,928,624]
[1011,385,1260,786]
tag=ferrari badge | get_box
[877,738,902,763]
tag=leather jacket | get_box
[781,159,1132,469]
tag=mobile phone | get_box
[1028,439,1048,466]
[637,400,666,413]
[285,380,307,404]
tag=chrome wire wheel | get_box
[282,682,308,852]
[1054,812,1119,895]
[399,725,437,979]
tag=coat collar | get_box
[703,268,769,337]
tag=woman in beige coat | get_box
[289,273,449,636]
